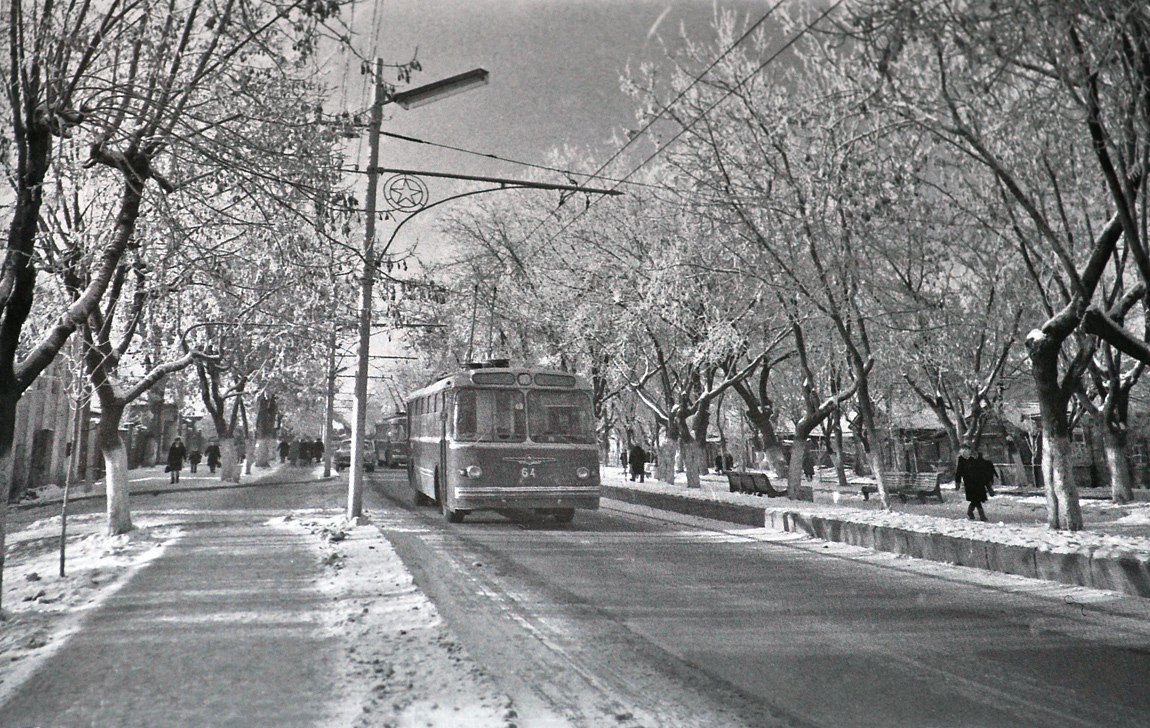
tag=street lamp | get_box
[347,61,490,521]
[391,68,489,109]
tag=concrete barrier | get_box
[600,485,766,528]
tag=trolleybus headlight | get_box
[576,467,590,479]
[462,465,483,478]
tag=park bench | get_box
[816,469,843,487]
[725,471,786,498]
[859,471,944,504]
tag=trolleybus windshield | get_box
[453,389,527,442]
[527,390,595,443]
[451,387,595,444]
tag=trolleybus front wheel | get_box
[436,474,466,523]
[552,508,575,524]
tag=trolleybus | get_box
[374,412,409,467]
[406,363,600,523]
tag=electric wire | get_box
[525,0,846,260]
[376,130,668,192]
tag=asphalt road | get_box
[367,470,1150,728]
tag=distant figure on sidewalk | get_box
[620,449,628,474]
[628,444,647,483]
[955,445,996,521]
[167,437,187,484]
[188,448,201,474]
[277,439,290,463]
[714,454,724,474]
[313,438,325,464]
[205,441,221,474]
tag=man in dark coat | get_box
[628,443,647,483]
[167,437,187,484]
[955,445,996,521]
[205,441,222,474]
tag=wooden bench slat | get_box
[726,471,784,497]
[859,471,943,503]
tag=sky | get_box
[344,0,767,181]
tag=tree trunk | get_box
[787,437,808,498]
[743,407,786,475]
[244,437,255,475]
[655,432,676,483]
[220,437,241,483]
[1084,413,1106,489]
[96,406,133,535]
[255,438,274,468]
[684,409,711,489]
[855,377,889,509]
[1041,429,1083,529]
[1102,426,1135,504]
[682,440,704,489]
[1031,341,1083,530]
[0,450,13,611]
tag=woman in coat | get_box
[167,437,187,484]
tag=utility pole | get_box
[348,58,385,521]
[324,325,337,480]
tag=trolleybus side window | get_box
[453,388,526,442]
[527,390,595,444]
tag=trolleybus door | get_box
[439,393,450,500]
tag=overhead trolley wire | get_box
[376,130,669,192]
[524,0,846,259]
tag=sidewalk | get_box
[601,466,1150,598]
[1,464,510,727]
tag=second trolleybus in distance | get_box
[406,362,600,523]
[374,412,409,468]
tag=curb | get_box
[15,467,334,511]
[601,484,1150,599]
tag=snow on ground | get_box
[280,513,514,727]
[0,512,183,706]
[1,471,515,726]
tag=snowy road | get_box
[368,471,1150,728]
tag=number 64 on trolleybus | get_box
[406,363,601,523]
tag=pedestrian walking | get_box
[620,449,628,475]
[277,439,290,463]
[955,445,996,521]
[205,441,221,474]
[714,454,724,473]
[166,437,187,484]
[313,438,325,464]
[628,443,647,483]
[188,448,202,474]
